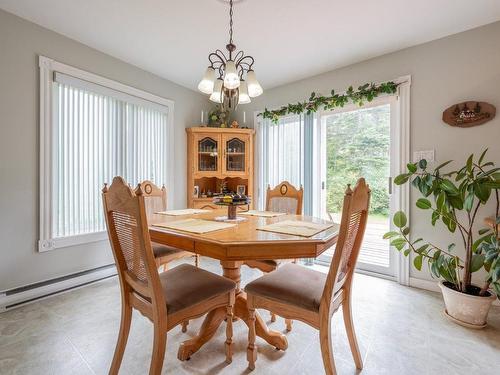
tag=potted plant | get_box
[208,107,229,128]
[384,149,500,328]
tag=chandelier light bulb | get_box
[223,60,240,90]
[197,67,216,94]
[246,70,263,97]
[238,80,251,104]
[209,78,223,103]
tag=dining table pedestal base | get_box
[177,261,288,361]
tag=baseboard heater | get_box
[0,264,117,311]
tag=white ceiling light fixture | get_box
[238,80,251,104]
[246,69,263,98]
[198,67,216,94]
[197,0,262,110]
[209,78,224,103]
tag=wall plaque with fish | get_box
[442,101,496,128]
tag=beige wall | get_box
[236,21,500,282]
[0,9,210,290]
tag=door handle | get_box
[388,176,393,195]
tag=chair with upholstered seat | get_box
[244,181,303,331]
[137,180,200,271]
[103,177,236,375]
[245,178,370,374]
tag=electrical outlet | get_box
[413,150,435,163]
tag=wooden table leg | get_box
[177,260,287,361]
[177,306,227,361]
[234,292,288,350]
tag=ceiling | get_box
[2,0,500,91]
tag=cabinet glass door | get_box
[197,137,218,172]
[225,137,246,173]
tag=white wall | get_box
[0,9,210,290]
[236,21,500,283]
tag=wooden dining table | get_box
[149,209,340,361]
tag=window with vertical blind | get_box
[39,57,174,251]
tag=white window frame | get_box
[38,56,174,252]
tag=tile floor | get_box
[1,258,499,375]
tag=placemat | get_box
[153,218,236,234]
[239,210,287,218]
[155,209,210,216]
[257,220,335,237]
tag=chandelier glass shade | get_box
[198,0,262,110]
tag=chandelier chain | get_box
[229,0,234,45]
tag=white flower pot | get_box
[439,281,497,329]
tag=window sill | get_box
[38,231,108,252]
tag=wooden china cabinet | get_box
[186,127,255,209]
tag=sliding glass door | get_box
[317,99,397,277]
[257,98,399,277]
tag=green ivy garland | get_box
[260,81,399,123]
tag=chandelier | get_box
[197,0,263,110]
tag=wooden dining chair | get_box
[137,180,200,271]
[245,178,370,374]
[244,181,303,331]
[103,177,236,375]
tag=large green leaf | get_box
[477,167,500,179]
[393,211,407,228]
[416,198,432,210]
[466,154,473,173]
[383,231,400,239]
[484,181,500,189]
[394,174,410,185]
[431,211,440,226]
[474,183,491,203]
[478,149,488,165]
[448,195,463,210]
[447,218,457,233]
[413,255,423,271]
[390,238,407,251]
[473,234,494,252]
[440,180,459,196]
[464,193,474,212]
[436,191,446,210]
[407,163,417,173]
[416,244,430,254]
[470,254,485,272]
[478,228,491,235]
[412,176,422,189]
[491,266,500,283]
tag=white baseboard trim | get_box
[409,277,500,307]
[0,265,117,312]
